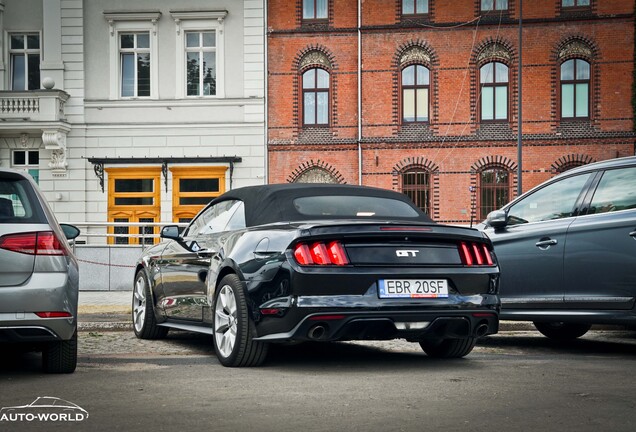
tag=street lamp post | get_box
[517,0,523,196]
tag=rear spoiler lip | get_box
[287,220,491,244]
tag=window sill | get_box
[399,15,432,26]
[559,6,594,17]
[300,20,329,31]
[559,117,591,122]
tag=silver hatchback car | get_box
[0,168,80,373]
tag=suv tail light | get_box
[458,241,494,266]
[0,231,67,256]
[293,241,349,266]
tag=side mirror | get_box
[60,223,80,240]
[161,225,181,240]
[486,210,508,229]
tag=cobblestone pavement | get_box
[80,329,636,359]
[79,330,213,357]
[78,330,448,357]
[76,292,632,361]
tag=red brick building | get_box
[267,0,635,223]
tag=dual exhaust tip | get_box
[307,322,490,340]
[475,323,489,337]
[308,324,327,340]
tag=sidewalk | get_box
[79,291,131,314]
[77,290,535,332]
[78,291,131,331]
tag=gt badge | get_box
[396,250,419,257]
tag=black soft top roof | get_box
[210,183,433,227]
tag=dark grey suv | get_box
[0,168,80,373]
[479,156,636,339]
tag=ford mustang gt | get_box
[133,184,500,367]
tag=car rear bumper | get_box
[0,272,78,343]
[0,319,75,342]
[255,309,499,342]
[254,278,500,342]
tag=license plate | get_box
[378,279,449,298]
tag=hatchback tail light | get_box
[293,241,349,266]
[458,241,494,266]
[35,311,72,318]
[0,231,67,256]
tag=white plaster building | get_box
[0,0,265,244]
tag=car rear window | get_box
[293,195,421,218]
[0,177,47,224]
[588,166,636,214]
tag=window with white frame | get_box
[171,11,227,99]
[9,33,41,90]
[186,31,216,96]
[104,12,161,100]
[12,150,40,183]
[120,33,151,97]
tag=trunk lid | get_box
[291,221,494,267]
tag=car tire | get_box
[419,337,477,358]
[533,322,591,340]
[213,274,268,367]
[133,270,168,340]
[42,330,77,374]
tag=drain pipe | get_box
[357,0,362,185]
[264,0,269,185]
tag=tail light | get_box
[458,241,494,266]
[0,231,68,256]
[35,312,72,318]
[293,241,349,266]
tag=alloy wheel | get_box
[133,275,146,333]
[214,285,238,358]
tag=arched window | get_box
[561,59,590,119]
[294,167,339,184]
[480,62,508,121]
[401,168,431,214]
[302,68,330,126]
[402,64,429,123]
[479,167,510,219]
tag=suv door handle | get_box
[629,231,636,238]
[535,239,558,248]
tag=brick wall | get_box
[267,0,636,223]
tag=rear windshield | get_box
[0,177,46,224]
[293,195,421,218]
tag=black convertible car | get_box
[133,184,500,367]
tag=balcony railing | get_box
[0,90,69,122]
[68,221,189,249]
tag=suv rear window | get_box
[0,177,46,224]
[588,166,636,214]
[293,195,421,218]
